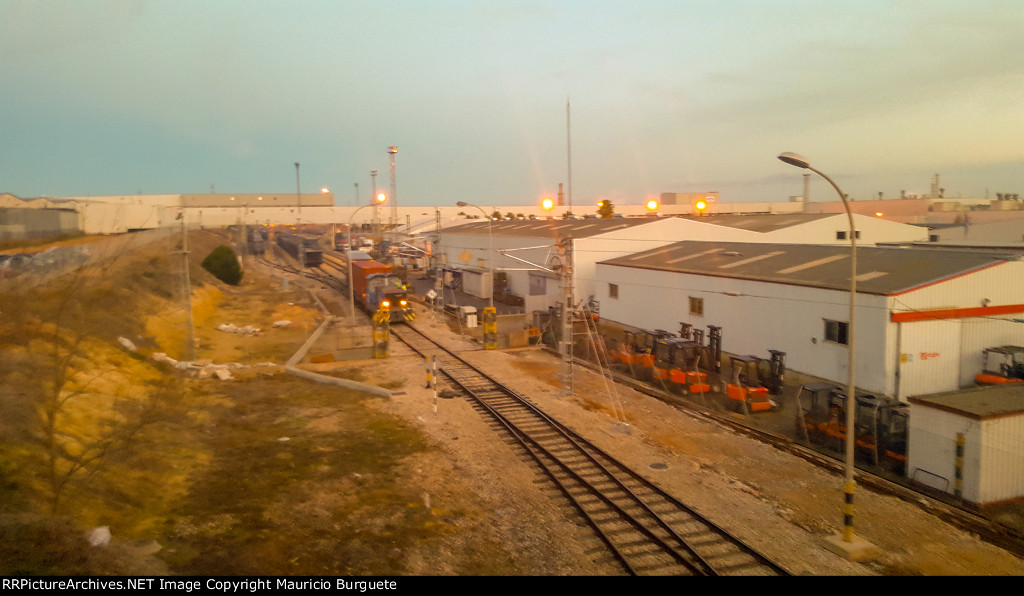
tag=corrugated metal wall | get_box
[889,260,1024,395]
[907,405,979,501]
[895,320,963,398]
[0,208,79,240]
[909,403,1024,504]
[980,415,1024,503]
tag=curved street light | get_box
[778,152,871,558]
[348,194,387,327]
[456,201,494,309]
[457,201,497,350]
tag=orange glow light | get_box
[646,199,658,211]
[542,198,554,210]
[376,193,387,203]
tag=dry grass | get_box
[0,229,522,576]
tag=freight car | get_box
[277,233,324,267]
[350,259,414,323]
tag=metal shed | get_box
[908,385,1024,505]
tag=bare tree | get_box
[0,233,179,514]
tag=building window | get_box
[608,283,618,299]
[689,296,704,316]
[824,319,849,345]
[836,230,861,240]
[530,274,547,296]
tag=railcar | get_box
[277,233,324,267]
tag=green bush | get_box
[201,245,243,285]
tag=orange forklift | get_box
[975,345,1024,385]
[616,328,674,381]
[724,350,786,414]
[853,394,909,474]
[650,337,714,395]
[794,383,909,475]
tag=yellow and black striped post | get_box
[842,480,856,542]
[482,306,497,350]
[955,433,965,499]
[373,304,390,359]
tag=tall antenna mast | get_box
[567,100,573,213]
[388,146,398,248]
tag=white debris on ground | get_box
[272,320,293,328]
[150,352,277,379]
[88,526,111,547]
[216,323,262,335]
[117,337,137,352]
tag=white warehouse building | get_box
[431,213,929,315]
[596,241,1024,400]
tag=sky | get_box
[1,0,1021,209]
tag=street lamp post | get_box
[456,202,494,309]
[778,152,874,559]
[456,201,497,349]
[348,195,387,328]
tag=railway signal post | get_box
[482,306,497,350]
[373,304,390,359]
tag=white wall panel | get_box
[979,415,1024,503]
[896,320,963,398]
[907,405,980,500]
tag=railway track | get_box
[391,323,791,576]
[257,252,347,294]
[570,353,1024,559]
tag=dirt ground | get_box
[348,318,1024,576]
[2,230,1023,576]
[291,257,1024,576]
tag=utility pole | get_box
[567,101,573,214]
[294,162,302,224]
[179,213,195,361]
[558,238,574,397]
[371,170,379,235]
[434,209,442,322]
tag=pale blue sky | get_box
[1,0,1021,207]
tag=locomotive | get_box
[350,258,415,324]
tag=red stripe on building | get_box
[891,304,1024,323]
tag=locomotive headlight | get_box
[400,300,408,307]
[382,300,390,308]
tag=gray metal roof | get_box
[674,213,838,233]
[599,241,1022,295]
[909,384,1024,419]
[439,217,658,239]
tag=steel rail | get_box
[392,324,790,576]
